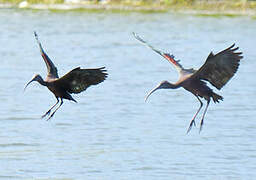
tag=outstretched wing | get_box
[54,67,107,94]
[133,32,184,72]
[192,44,243,90]
[34,31,59,79]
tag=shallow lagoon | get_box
[0,9,255,179]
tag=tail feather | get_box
[212,92,223,103]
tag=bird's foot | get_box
[46,112,56,121]
[187,119,196,134]
[41,110,51,119]
[199,119,204,134]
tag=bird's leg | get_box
[41,97,59,118]
[199,99,210,133]
[47,99,63,121]
[187,95,203,134]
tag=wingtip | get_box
[132,32,140,40]
[230,43,236,49]
[132,32,145,43]
[34,31,41,46]
[99,67,108,74]
[230,43,242,53]
[132,32,139,38]
[34,31,38,39]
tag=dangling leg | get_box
[187,95,203,134]
[41,97,59,118]
[47,98,63,121]
[199,99,210,133]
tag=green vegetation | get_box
[0,0,63,4]
[29,0,63,4]
[0,0,256,15]
[159,0,256,12]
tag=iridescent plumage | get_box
[133,33,243,133]
[25,32,107,120]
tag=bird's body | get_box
[133,33,242,133]
[47,81,76,102]
[25,32,107,120]
[182,78,222,102]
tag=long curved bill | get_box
[145,84,162,102]
[24,79,34,92]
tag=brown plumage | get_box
[24,32,108,120]
[133,33,243,133]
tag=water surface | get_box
[0,9,255,179]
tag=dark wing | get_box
[54,67,107,94]
[192,44,243,90]
[34,31,59,78]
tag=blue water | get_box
[0,9,255,179]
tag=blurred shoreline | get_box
[0,0,256,16]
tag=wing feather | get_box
[133,32,184,72]
[34,32,58,78]
[192,44,243,90]
[54,67,107,94]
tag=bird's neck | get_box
[37,76,47,86]
[164,82,179,89]
[169,83,179,89]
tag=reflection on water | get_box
[0,9,255,179]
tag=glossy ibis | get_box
[25,32,108,120]
[133,33,243,133]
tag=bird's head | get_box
[145,81,177,102]
[24,74,42,91]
